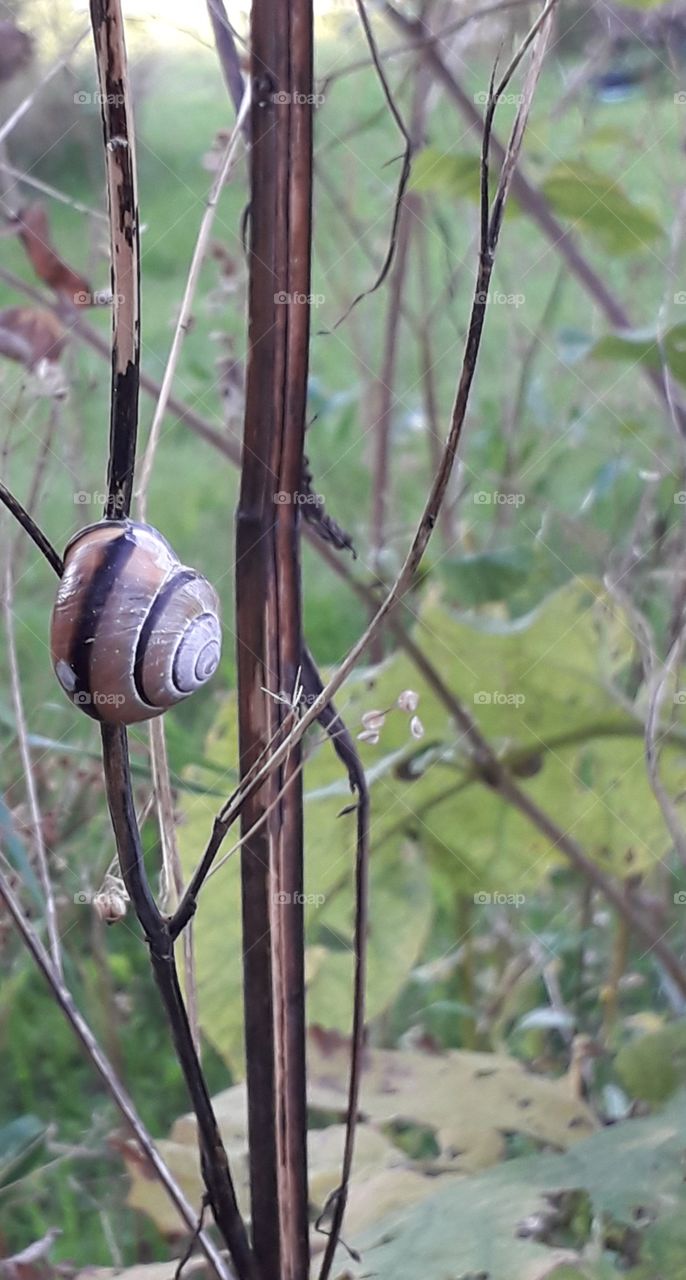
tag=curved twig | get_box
[0,481,63,575]
[323,0,413,333]
[301,649,369,1280]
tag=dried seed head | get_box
[93,888,128,925]
[357,727,380,745]
[361,709,386,732]
[397,689,419,713]
[410,715,425,740]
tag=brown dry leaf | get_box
[15,204,93,303]
[0,307,67,368]
[308,1027,596,1172]
[124,1087,405,1239]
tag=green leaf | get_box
[564,324,686,389]
[0,1115,45,1187]
[439,548,534,606]
[335,1091,686,1279]
[541,162,663,254]
[615,1023,686,1103]
[409,148,481,199]
[177,706,433,1068]
[306,837,432,1031]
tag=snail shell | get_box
[50,519,222,724]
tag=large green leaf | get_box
[176,705,432,1069]
[317,581,685,889]
[178,580,686,1064]
[541,163,663,254]
[334,1091,686,1279]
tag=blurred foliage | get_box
[2,2,686,1275]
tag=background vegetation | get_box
[3,2,686,1277]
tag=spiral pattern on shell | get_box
[50,520,222,724]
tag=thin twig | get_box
[206,0,248,126]
[150,716,201,1056]
[0,160,108,222]
[1,496,62,976]
[319,0,538,93]
[136,88,250,508]
[325,0,413,332]
[301,649,369,1280]
[0,867,234,1280]
[0,481,63,575]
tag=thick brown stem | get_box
[237,3,313,1276]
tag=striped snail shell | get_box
[50,520,222,724]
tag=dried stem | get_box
[206,0,248,125]
[136,88,250,509]
[89,1,254,1272]
[327,0,412,332]
[235,1,314,1273]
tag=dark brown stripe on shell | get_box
[68,532,137,720]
